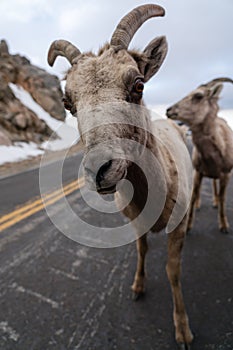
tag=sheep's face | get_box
[64,42,167,194]
[65,48,145,114]
[48,5,167,194]
[166,84,223,127]
[65,50,141,193]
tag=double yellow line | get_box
[0,177,85,232]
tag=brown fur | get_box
[167,80,233,232]
[48,5,193,346]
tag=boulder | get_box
[13,113,28,129]
[0,127,11,146]
[0,77,55,144]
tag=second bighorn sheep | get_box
[167,78,233,233]
[48,5,193,348]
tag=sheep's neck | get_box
[191,100,219,139]
[191,111,224,177]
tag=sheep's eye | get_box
[62,97,73,111]
[192,93,204,103]
[134,79,144,94]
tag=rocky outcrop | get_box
[0,77,55,144]
[0,40,66,145]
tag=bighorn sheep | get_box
[48,5,193,348]
[167,78,233,233]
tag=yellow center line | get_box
[0,177,85,225]
[0,177,85,232]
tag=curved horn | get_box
[110,4,165,51]
[48,40,81,66]
[204,77,233,87]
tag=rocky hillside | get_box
[0,40,66,146]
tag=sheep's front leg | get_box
[166,225,193,348]
[212,179,219,208]
[187,170,203,231]
[218,174,230,233]
[131,233,148,299]
[194,178,202,209]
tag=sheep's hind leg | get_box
[218,174,230,233]
[132,233,148,300]
[166,221,193,348]
[187,170,203,231]
[212,179,219,208]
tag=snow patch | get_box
[0,321,20,341]
[0,85,79,165]
[219,109,233,130]
[10,84,79,151]
[150,104,167,119]
[0,142,43,166]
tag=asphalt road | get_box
[0,152,84,216]
[0,151,233,350]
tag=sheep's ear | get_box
[139,36,168,82]
[208,84,223,98]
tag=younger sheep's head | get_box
[166,77,233,127]
[48,4,167,194]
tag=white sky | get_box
[0,0,233,107]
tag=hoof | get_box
[220,227,229,234]
[177,343,191,350]
[132,291,144,301]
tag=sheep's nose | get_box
[83,151,113,190]
[96,160,112,185]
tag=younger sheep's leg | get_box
[132,233,148,300]
[218,174,230,233]
[194,179,202,209]
[187,170,203,231]
[166,221,193,348]
[212,179,219,208]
